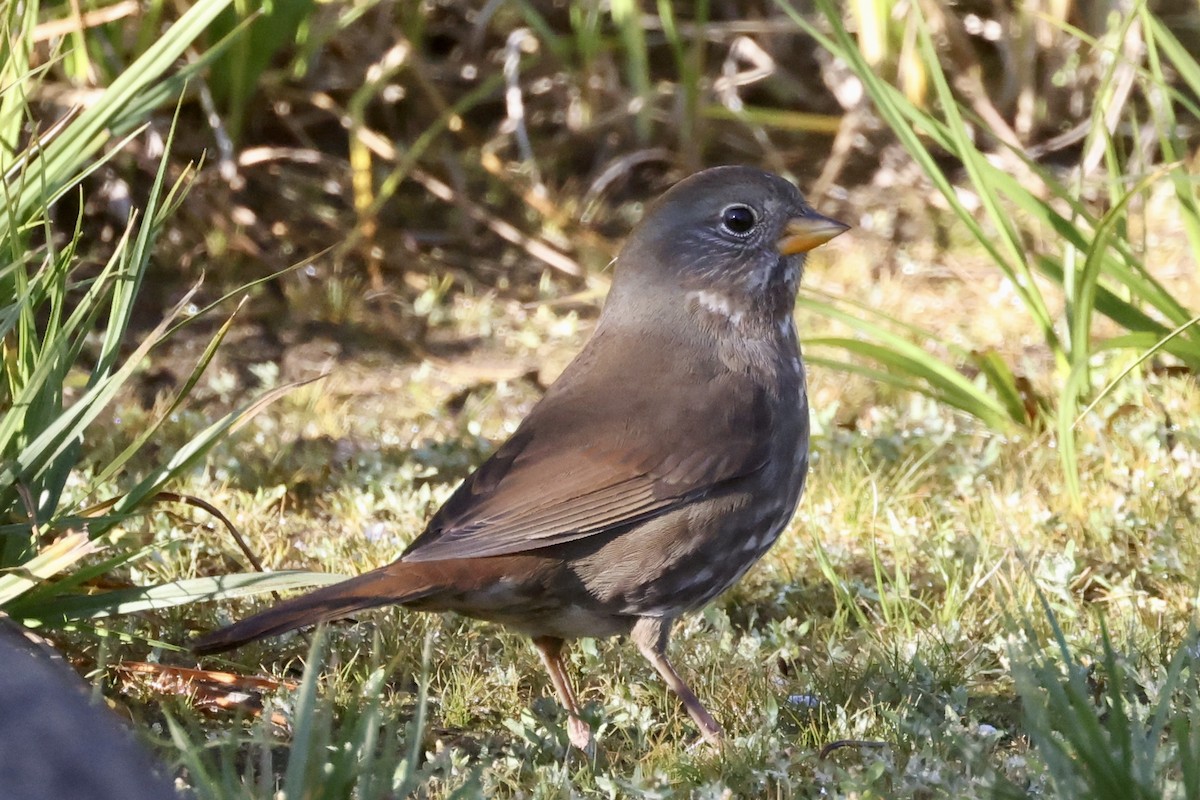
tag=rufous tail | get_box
[191,564,433,655]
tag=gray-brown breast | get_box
[572,346,808,617]
[402,321,808,640]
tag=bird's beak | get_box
[778,211,850,255]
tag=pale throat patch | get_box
[687,289,747,325]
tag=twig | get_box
[32,0,139,42]
[818,739,889,759]
[78,491,265,574]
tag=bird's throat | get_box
[687,289,749,326]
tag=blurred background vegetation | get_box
[3,0,1200,797]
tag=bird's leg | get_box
[532,636,593,751]
[632,617,723,746]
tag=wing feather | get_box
[400,335,775,563]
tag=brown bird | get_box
[193,166,847,749]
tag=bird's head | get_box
[607,166,847,329]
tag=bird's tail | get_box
[191,564,435,655]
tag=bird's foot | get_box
[698,720,724,748]
[567,714,595,752]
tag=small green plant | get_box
[1004,610,1200,800]
[167,629,481,799]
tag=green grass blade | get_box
[104,375,326,526]
[11,571,347,624]
[283,627,330,796]
[0,532,97,607]
[2,0,235,233]
[86,299,243,491]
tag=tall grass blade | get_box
[9,571,346,624]
[2,0,235,234]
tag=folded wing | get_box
[401,369,772,562]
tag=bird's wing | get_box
[399,372,773,562]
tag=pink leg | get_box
[532,636,594,751]
[632,617,723,746]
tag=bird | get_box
[193,165,848,750]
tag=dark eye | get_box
[720,204,757,236]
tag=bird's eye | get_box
[720,204,757,236]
